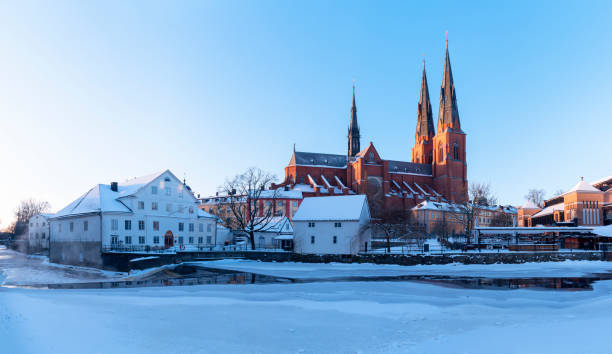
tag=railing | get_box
[102,245,176,253]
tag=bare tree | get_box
[221,167,278,250]
[374,209,410,253]
[525,189,545,207]
[469,182,497,206]
[12,199,51,236]
[551,189,565,199]
[461,182,497,238]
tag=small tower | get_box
[411,59,435,164]
[432,37,468,204]
[348,85,361,158]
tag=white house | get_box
[49,170,217,267]
[292,195,371,255]
[251,216,293,250]
[27,213,54,251]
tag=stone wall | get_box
[100,250,608,272]
[50,241,103,268]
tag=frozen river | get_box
[2,247,612,353]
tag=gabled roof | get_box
[293,195,369,221]
[256,216,293,233]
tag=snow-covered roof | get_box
[592,225,612,237]
[293,195,368,221]
[563,179,602,195]
[520,200,540,210]
[530,203,564,218]
[196,208,216,219]
[591,175,612,187]
[411,201,466,213]
[54,184,132,217]
[255,216,293,233]
[52,170,202,219]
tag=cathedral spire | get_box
[416,59,434,140]
[437,36,461,132]
[348,84,360,157]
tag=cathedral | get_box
[272,41,468,213]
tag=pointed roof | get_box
[520,200,540,210]
[350,85,358,133]
[563,178,602,195]
[437,39,461,132]
[416,60,434,139]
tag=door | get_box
[164,231,174,249]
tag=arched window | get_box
[368,151,374,162]
[453,143,460,160]
[438,143,443,163]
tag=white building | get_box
[49,170,217,267]
[28,213,54,251]
[252,216,293,250]
[293,195,371,255]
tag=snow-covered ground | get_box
[2,246,612,353]
[2,274,612,353]
[194,258,612,279]
[0,246,126,285]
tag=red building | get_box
[272,41,468,213]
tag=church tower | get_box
[432,39,468,204]
[411,60,435,164]
[348,85,361,158]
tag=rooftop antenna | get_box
[183,172,187,185]
[445,30,448,46]
[293,143,296,153]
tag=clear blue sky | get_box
[1,1,611,228]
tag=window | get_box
[84,221,88,231]
[166,204,172,212]
[199,223,204,232]
[189,206,194,214]
[138,220,145,230]
[334,222,342,228]
[111,236,118,244]
[153,221,159,231]
[165,187,171,196]
[293,201,298,207]
[125,220,132,230]
[198,236,203,244]
[178,236,184,245]
[278,201,283,207]
[188,223,194,232]
[138,236,145,244]
[369,151,374,162]
[453,143,460,160]
[70,222,74,232]
[42,232,46,239]
[438,143,443,163]
[206,236,212,244]
[178,222,184,232]
[152,202,158,210]
[311,236,315,244]
[308,222,315,228]
[207,224,212,232]
[153,236,160,244]
[125,236,132,244]
[179,191,183,199]
[189,236,194,244]
[138,201,144,209]
[333,236,337,244]
[151,186,158,194]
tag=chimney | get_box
[231,188,236,195]
[284,185,290,191]
[110,182,118,192]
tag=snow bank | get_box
[193,259,612,279]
